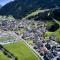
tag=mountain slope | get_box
[0,0,60,19]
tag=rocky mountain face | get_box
[0,0,60,19]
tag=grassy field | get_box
[4,41,39,60]
[45,20,60,43]
[46,21,55,28]
[54,28,60,43]
[22,8,41,19]
[45,32,53,39]
[45,28,60,43]
[0,52,10,60]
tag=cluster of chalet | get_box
[0,19,60,60]
[0,20,17,31]
[0,19,30,31]
[0,19,46,31]
[23,27,60,60]
[21,20,60,60]
[22,20,46,42]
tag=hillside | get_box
[0,0,60,19]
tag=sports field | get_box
[0,52,10,60]
[3,41,39,60]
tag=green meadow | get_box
[3,41,39,60]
